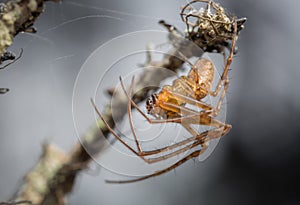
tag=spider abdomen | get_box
[190,58,215,92]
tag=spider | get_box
[91,18,238,183]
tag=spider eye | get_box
[146,99,152,106]
[146,98,153,113]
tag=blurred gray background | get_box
[0,0,300,204]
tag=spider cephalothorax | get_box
[146,94,159,114]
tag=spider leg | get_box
[159,101,202,116]
[181,123,200,137]
[142,127,209,163]
[143,43,155,66]
[126,76,142,153]
[209,19,237,97]
[164,81,213,110]
[175,49,198,76]
[106,147,207,184]
[141,121,230,163]
[207,20,238,116]
[105,121,230,183]
[173,77,197,98]
[91,99,139,156]
[211,75,229,116]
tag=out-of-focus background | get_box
[0,0,300,204]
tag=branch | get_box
[0,0,59,56]
[0,0,59,94]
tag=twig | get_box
[0,200,32,205]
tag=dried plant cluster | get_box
[180,0,246,53]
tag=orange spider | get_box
[92,18,238,183]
